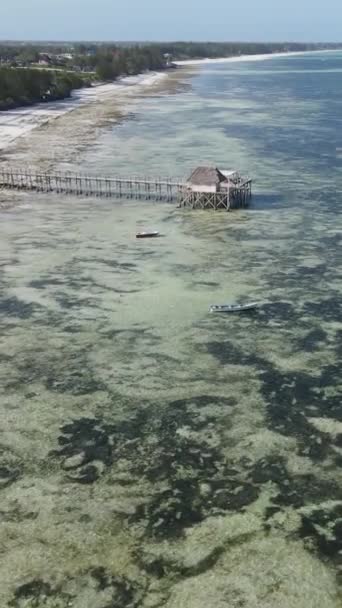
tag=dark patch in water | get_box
[0,505,38,522]
[0,465,20,489]
[117,400,225,487]
[98,259,138,271]
[321,233,342,249]
[104,328,127,339]
[90,567,142,606]
[104,326,161,346]
[302,298,341,323]
[251,458,342,559]
[10,569,142,607]
[273,475,341,510]
[260,363,342,438]
[68,464,101,484]
[5,349,104,396]
[206,336,341,446]
[136,551,167,579]
[51,417,115,483]
[63,325,83,334]
[251,458,342,567]
[150,352,179,364]
[250,456,288,485]
[55,293,99,310]
[297,328,327,352]
[52,397,259,537]
[170,395,237,408]
[126,398,259,538]
[203,336,342,554]
[46,367,105,395]
[79,513,92,523]
[0,297,40,319]
[134,479,205,538]
[126,328,161,345]
[206,341,256,366]
[0,321,17,333]
[257,301,297,323]
[9,581,61,607]
[25,392,37,399]
[0,447,22,489]
[29,277,64,289]
[211,479,259,511]
[335,330,342,358]
[296,264,327,277]
[299,504,342,561]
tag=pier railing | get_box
[0,168,184,202]
[0,167,252,209]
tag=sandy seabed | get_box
[0,53,341,608]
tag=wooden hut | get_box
[179,166,252,210]
[186,167,228,193]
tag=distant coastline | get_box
[0,47,339,155]
[174,48,339,66]
[0,43,339,117]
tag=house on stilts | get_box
[178,166,252,210]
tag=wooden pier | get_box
[0,165,252,210]
[179,183,252,210]
[0,168,182,202]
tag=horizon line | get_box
[1,39,342,45]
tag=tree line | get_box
[153,41,341,60]
[75,45,166,80]
[1,40,341,110]
[67,41,342,79]
[0,67,89,110]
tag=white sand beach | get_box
[0,71,167,151]
[1,50,336,153]
[174,49,337,66]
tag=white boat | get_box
[136,231,160,239]
[209,302,259,313]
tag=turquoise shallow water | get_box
[0,53,341,607]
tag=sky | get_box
[0,0,341,42]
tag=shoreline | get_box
[0,68,187,175]
[0,71,168,152]
[1,48,336,153]
[174,48,339,66]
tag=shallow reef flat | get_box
[0,53,342,606]
[0,191,341,607]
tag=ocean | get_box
[0,52,341,607]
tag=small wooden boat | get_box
[136,231,160,239]
[209,302,259,313]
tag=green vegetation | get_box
[69,41,342,78]
[0,44,167,109]
[0,68,89,110]
[0,40,341,110]
[92,46,165,80]
[154,41,341,60]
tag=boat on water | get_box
[209,302,259,313]
[136,231,160,239]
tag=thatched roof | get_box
[187,167,228,186]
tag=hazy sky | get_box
[0,0,341,42]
